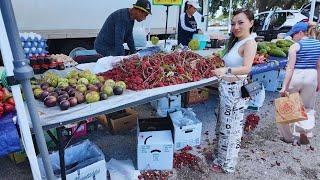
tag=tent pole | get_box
[0,1,55,179]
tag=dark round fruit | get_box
[44,95,57,107]
[57,94,69,103]
[99,92,108,100]
[40,91,50,101]
[68,89,76,97]
[46,87,55,92]
[54,88,62,95]
[64,86,74,92]
[49,92,59,99]
[95,83,103,91]
[40,82,50,90]
[68,97,78,107]
[75,92,85,104]
[59,91,68,96]
[59,100,70,110]
[113,86,123,95]
[87,84,99,92]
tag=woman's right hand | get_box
[317,83,320,92]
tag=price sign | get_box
[152,0,183,6]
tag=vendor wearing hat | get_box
[94,0,151,56]
[278,22,320,145]
[178,0,201,46]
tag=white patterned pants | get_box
[214,79,246,173]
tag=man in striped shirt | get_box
[278,22,320,145]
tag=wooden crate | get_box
[186,88,209,105]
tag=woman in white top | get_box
[177,0,201,46]
[211,8,257,173]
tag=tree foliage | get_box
[208,0,308,18]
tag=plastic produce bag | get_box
[106,158,140,180]
[0,112,21,157]
[133,25,147,47]
[170,108,200,127]
[38,140,106,179]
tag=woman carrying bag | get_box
[211,8,257,173]
[278,22,320,145]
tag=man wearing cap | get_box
[278,22,320,145]
[94,0,151,56]
[178,0,201,46]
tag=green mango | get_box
[281,47,289,55]
[258,49,268,54]
[269,48,286,57]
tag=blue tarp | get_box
[0,112,21,157]
[250,56,287,75]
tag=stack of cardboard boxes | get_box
[136,110,203,170]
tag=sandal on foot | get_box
[211,164,224,173]
[300,134,310,145]
[280,137,292,144]
[292,139,301,146]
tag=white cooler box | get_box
[137,117,174,170]
[169,109,202,150]
[150,95,181,117]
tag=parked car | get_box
[300,0,320,22]
[253,9,308,41]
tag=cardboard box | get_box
[170,109,202,150]
[137,117,174,170]
[95,115,108,127]
[186,88,209,105]
[150,95,181,117]
[9,151,27,164]
[106,108,138,134]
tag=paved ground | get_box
[0,91,319,180]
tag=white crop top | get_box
[223,36,254,68]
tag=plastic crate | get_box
[251,70,279,92]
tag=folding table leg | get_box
[56,127,66,180]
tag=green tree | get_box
[208,0,308,17]
[256,0,308,12]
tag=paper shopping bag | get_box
[275,93,308,124]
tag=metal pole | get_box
[164,5,170,48]
[0,1,55,179]
[57,127,66,180]
[309,0,316,21]
[204,0,209,31]
[0,9,42,179]
[227,0,233,33]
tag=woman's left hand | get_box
[212,67,227,78]
[279,87,288,97]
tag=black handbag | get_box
[241,81,263,99]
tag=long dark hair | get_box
[227,8,254,52]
